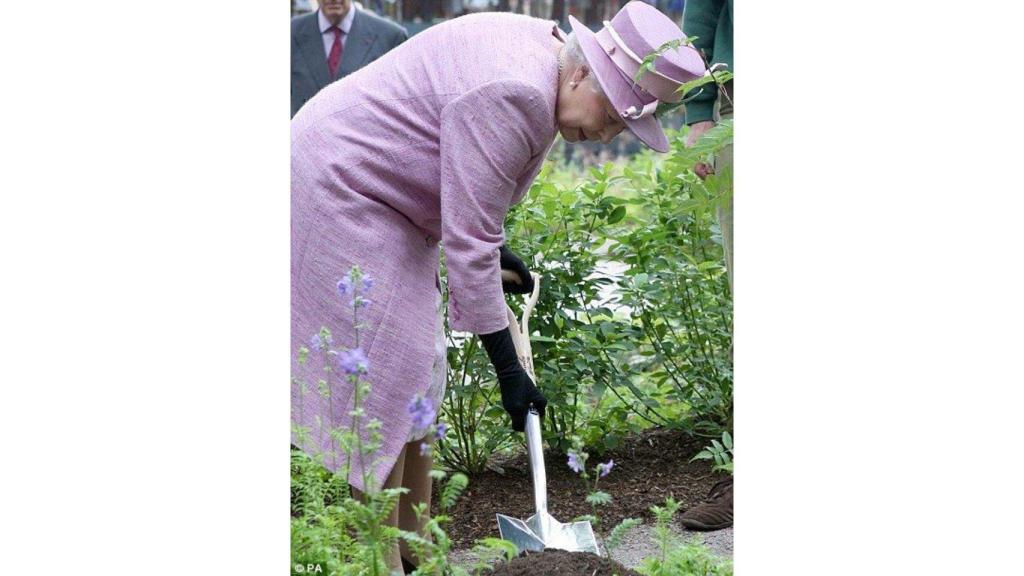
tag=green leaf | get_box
[441,473,469,510]
[473,537,519,562]
[586,491,613,506]
[607,206,627,224]
[690,449,713,462]
[604,433,621,450]
[722,431,732,450]
[606,517,642,553]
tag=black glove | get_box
[499,245,535,295]
[479,327,548,432]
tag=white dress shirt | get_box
[317,4,358,58]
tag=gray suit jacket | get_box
[291,8,408,117]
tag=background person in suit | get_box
[291,0,408,117]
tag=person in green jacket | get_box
[679,0,735,533]
[682,0,732,133]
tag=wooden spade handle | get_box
[505,272,541,382]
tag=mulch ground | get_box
[433,427,730,550]
[487,549,642,576]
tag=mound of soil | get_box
[434,427,729,548]
[487,549,642,576]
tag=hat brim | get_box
[567,15,670,153]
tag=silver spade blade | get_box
[496,513,545,553]
[495,409,599,554]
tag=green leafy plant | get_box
[436,315,517,474]
[690,431,733,475]
[399,469,471,576]
[637,497,732,576]
[467,538,519,576]
[638,539,734,576]
[605,517,643,556]
[507,161,679,446]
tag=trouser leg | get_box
[713,84,734,294]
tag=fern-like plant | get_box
[636,497,732,576]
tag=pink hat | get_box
[568,1,706,152]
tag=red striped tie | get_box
[327,26,343,78]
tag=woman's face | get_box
[555,66,627,145]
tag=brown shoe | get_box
[680,477,733,531]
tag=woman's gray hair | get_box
[563,32,604,94]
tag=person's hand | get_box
[685,120,716,180]
[479,326,547,432]
[497,370,547,432]
[499,245,535,295]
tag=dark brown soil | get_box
[487,549,642,576]
[433,427,729,549]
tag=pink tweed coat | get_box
[291,12,564,490]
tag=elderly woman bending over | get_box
[291,2,705,571]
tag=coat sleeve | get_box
[682,0,723,125]
[439,80,552,334]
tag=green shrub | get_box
[438,121,734,471]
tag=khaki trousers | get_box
[713,84,734,292]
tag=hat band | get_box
[595,22,684,104]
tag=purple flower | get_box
[339,271,372,298]
[351,296,371,309]
[310,333,333,351]
[408,396,436,430]
[567,451,583,474]
[419,442,431,457]
[337,277,354,297]
[598,459,615,478]
[434,422,447,441]
[337,348,369,375]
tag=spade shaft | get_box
[495,273,599,555]
[525,407,549,541]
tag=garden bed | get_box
[434,426,730,549]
